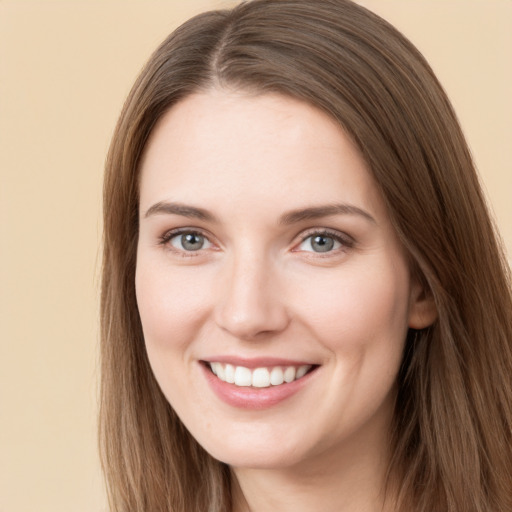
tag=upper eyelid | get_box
[161,226,213,240]
[297,227,354,243]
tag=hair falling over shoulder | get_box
[99,1,512,510]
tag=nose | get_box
[214,252,290,341]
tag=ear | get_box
[408,277,437,329]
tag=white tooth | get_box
[252,368,271,388]
[270,366,284,386]
[210,362,219,375]
[296,364,311,379]
[284,366,296,383]
[225,364,235,384]
[216,363,226,381]
[234,366,252,387]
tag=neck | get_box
[231,421,397,512]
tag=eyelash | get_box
[296,228,355,256]
[158,227,355,257]
[158,228,213,257]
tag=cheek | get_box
[301,265,408,330]
[135,259,217,414]
[135,260,214,352]
[288,261,410,434]
[290,258,411,374]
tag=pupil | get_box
[312,235,334,252]
[182,233,203,251]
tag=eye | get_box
[296,231,352,254]
[166,230,212,252]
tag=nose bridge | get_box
[215,245,289,339]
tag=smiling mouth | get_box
[206,362,317,388]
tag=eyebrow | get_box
[278,204,376,225]
[144,201,218,222]
[144,201,375,224]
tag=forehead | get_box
[138,90,384,219]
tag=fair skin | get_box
[136,90,435,512]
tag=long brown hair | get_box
[100,1,512,510]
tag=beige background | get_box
[1,1,510,511]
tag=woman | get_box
[100,1,512,510]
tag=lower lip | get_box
[201,363,317,410]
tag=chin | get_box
[195,424,316,470]
[211,446,305,470]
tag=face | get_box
[136,90,431,471]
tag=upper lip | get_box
[201,356,318,369]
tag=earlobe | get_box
[408,280,438,329]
